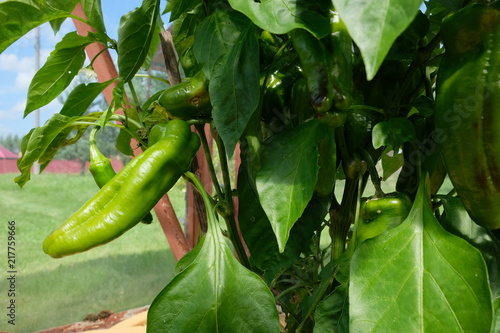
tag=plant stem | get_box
[361,149,384,198]
[195,124,224,200]
[214,134,252,270]
[127,81,140,108]
[134,73,170,85]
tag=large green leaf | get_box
[81,0,107,34]
[255,120,325,252]
[209,21,260,156]
[147,173,279,332]
[333,0,422,80]
[15,114,76,187]
[193,9,250,79]
[24,32,96,117]
[349,179,493,332]
[59,80,115,117]
[228,0,330,38]
[117,0,161,82]
[238,162,329,282]
[0,0,71,53]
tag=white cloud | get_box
[15,71,35,90]
[0,101,25,120]
[0,53,33,71]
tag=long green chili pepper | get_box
[43,119,200,258]
[88,126,154,225]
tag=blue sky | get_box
[0,0,168,138]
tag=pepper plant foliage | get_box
[2,0,500,331]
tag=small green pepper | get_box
[43,119,200,258]
[356,192,412,244]
[88,126,118,189]
[157,71,211,120]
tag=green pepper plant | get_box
[1,0,500,331]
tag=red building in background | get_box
[0,146,123,174]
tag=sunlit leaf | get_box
[117,0,161,82]
[147,173,279,332]
[333,0,422,80]
[256,120,325,252]
[350,178,493,332]
[59,80,115,117]
[238,161,329,282]
[24,32,96,117]
[228,0,330,38]
[81,0,107,34]
[0,0,71,53]
[209,20,260,156]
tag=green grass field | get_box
[0,173,188,333]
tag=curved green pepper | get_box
[435,2,500,229]
[157,71,211,120]
[291,29,333,113]
[356,192,412,244]
[43,119,200,258]
[322,12,352,111]
[88,127,116,189]
[88,127,153,225]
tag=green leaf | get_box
[46,0,79,33]
[147,173,280,332]
[209,22,260,156]
[438,195,500,300]
[350,179,493,332]
[228,0,330,38]
[117,0,161,82]
[81,0,107,34]
[381,147,404,181]
[24,32,96,117]
[238,162,329,282]
[15,114,76,187]
[142,18,162,70]
[60,80,115,117]
[333,0,422,80]
[0,0,71,53]
[255,120,324,252]
[372,117,416,150]
[193,9,250,79]
[164,0,200,21]
[314,285,349,333]
[116,128,134,156]
[171,5,205,77]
